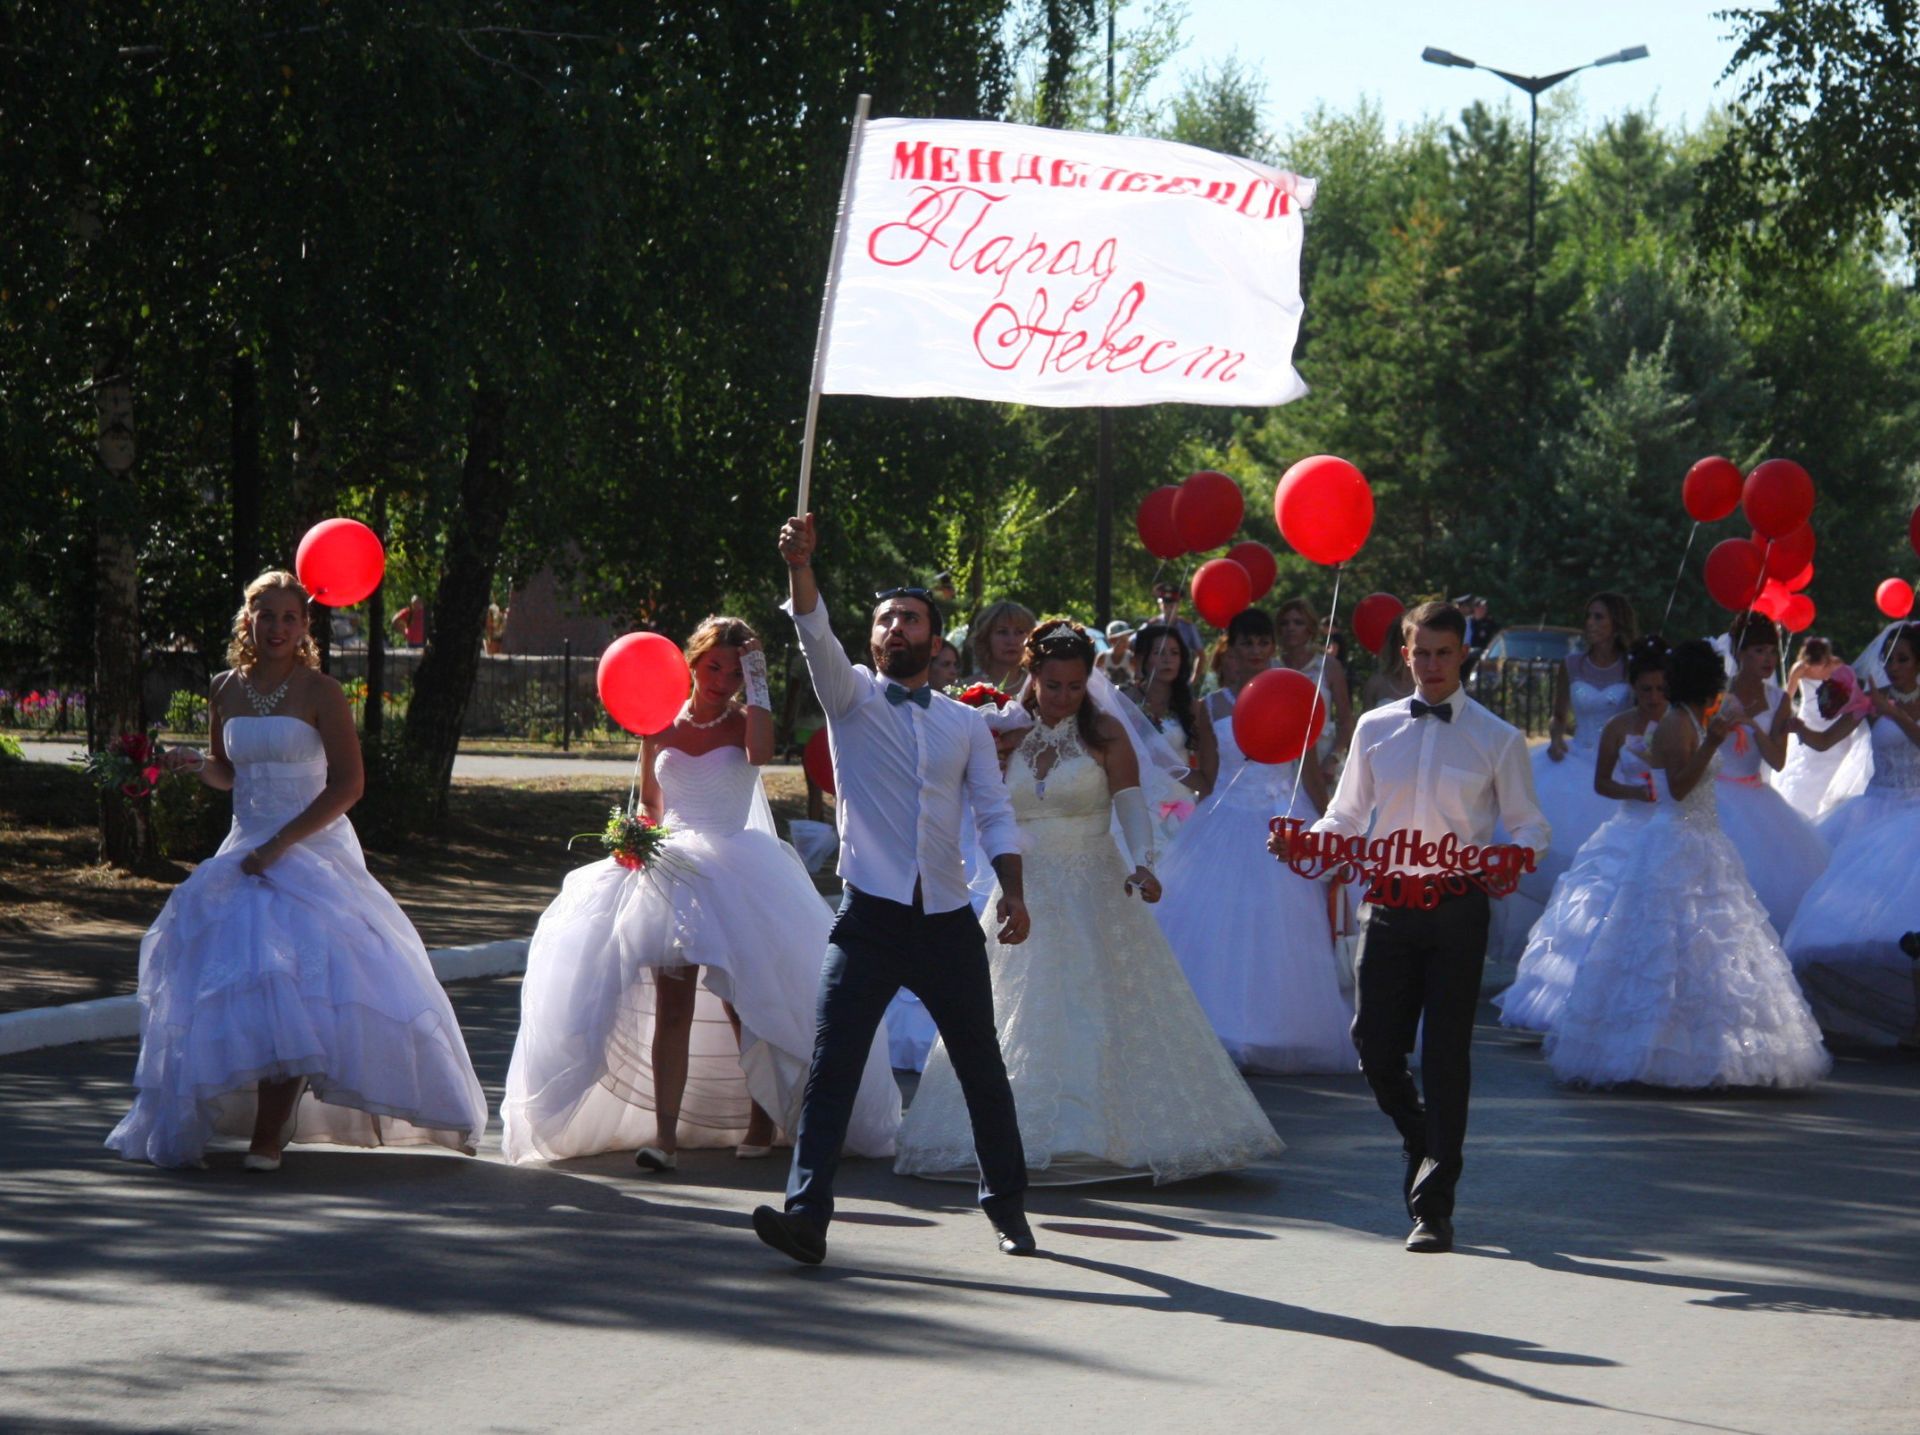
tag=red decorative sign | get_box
[1268,818,1537,909]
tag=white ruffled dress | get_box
[106,716,489,1167]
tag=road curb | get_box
[0,936,530,1058]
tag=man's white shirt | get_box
[787,598,1020,913]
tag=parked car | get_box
[1468,625,1581,730]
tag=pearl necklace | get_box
[682,701,735,730]
[240,670,292,717]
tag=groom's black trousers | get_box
[1350,886,1491,1222]
[785,886,1027,1229]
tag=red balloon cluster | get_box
[1743,459,1815,539]
[597,632,689,736]
[1756,522,1815,581]
[295,518,386,607]
[1275,455,1374,566]
[1232,668,1328,765]
[1136,472,1247,559]
[1135,485,1184,560]
[1704,537,1765,612]
[1682,456,1830,622]
[1225,541,1278,602]
[1191,557,1254,628]
[1878,578,1916,621]
[802,726,836,795]
[1682,457,1744,523]
[1352,592,1406,656]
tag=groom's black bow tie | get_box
[1410,697,1453,722]
[886,683,933,710]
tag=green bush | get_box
[163,688,209,734]
[0,731,22,762]
[149,772,232,861]
[351,724,442,849]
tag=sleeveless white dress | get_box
[893,718,1284,1184]
[1151,695,1355,1073]
[1496,732,1656,1033]
[501,745,900,1162]
[1543,713,1830,1089]
[1712,680,1830,932]
[1772,677,1861,816]
[106,716,489,1167]
[1783,707,1920,1045]
[1522,656,1634,903]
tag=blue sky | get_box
[1155,0,1759,138]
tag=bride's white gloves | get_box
[1113,786,1161,902]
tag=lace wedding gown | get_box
[1544,712,1830,1089]
[893,718,1284,1184]
[107,716,489,1167]
[1153,696,1355,1073]
[1496,732,1656,1033]
[501,745,900,1162]
[1783,707,1920,1044]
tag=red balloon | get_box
[802,726,835,795]
[1682,456,1744,523]
[1232,668,1328,766]
[1353,592,1406,656]
[1225,541,1277,601]
[1135,485,1184,560]
[1910,503,1920,562]
[294,518,385,606]
[597,632,689,736]
[1784,561,1814,593]
[1878,577,1916,621]
[1752,522,1815,581]
[1190,558,1253,628]
[1275,455,1374,566]
[1172,470,1244,553]
[1779,594,1816,633]
[1753,580,1789,622]
[1704,537,1766,612]
[1742,458,1814,539]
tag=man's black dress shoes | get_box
[994,1212,1038,1256]
[753,1205,827,1265]
[1405,1216,1453,1254]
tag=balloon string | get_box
[627,748,645,818]
[1661,521,1700,634]
[1286,562,1344,819]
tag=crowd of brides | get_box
[106,558,1918,1211]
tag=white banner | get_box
[820,117,1316,409]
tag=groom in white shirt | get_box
[753,512,1036,1265]
[1276,600,1547,1253]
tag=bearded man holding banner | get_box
[752,512,1036,1266]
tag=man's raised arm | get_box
[779,512,860,719]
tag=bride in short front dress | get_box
[893,620,1283,1185]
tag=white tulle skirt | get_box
[1784,793,1920,1046]
[1496,804,1654,1033]
[1544,810,1830,1089]
[1521,742,1619,903]
[894,825,1283,1185]
[1713,776,1831,931]
[107,822,489,1168]
[1773,729,1859,818]
[501,830,899,1163]
[1152,771,1356,1074]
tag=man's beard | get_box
[874,637,934,680]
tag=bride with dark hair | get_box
[894,619,1283,1184]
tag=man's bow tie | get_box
[886,683,933,710]
[1410,697,1453,722]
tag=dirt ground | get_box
[0,762,819,1014]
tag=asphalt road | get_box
[2,980,1914,1435]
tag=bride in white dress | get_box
[1498,636,1670,1033]
[108,571,489,1170]
[1782,624,1920,1046]
[894,620,1284,1185]
[1772,637,1856,816]
[1544,640,1830,1089]
[502,618,899,1168]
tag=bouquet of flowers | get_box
[570,807,673,871]
[1815,665,1874,721]
[75,730,166,803]
[947,682,1014,709]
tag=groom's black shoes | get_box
[994,1211,1038,1256]
[753,1205,827,1265]
[1405,1216,1453,1254]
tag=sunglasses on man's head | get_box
[874,587,935,604]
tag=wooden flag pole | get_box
[794,93,871,518]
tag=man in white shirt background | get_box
[754,511,1035,1266]
[1276,600,1548,1254]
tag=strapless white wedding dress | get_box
[502,745,899,1161]
[893,720,1284,1183]
[1712,681,1829,931]
[1784,711,1920,1044]
[107,716,489,1167]
[1523,664,1634,902]
[1544,714,1830,1089]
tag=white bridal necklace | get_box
[240,670,292,717]
[683,702,733,730]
